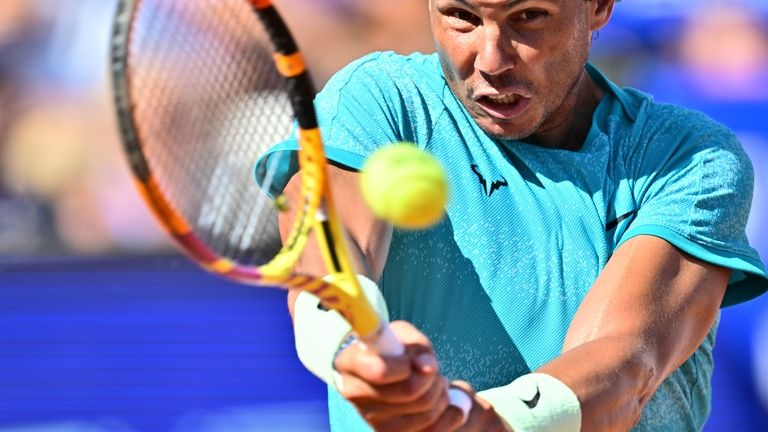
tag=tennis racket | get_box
[111,0,399,352]
[110,0,471,414]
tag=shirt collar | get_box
[586,62,640,122]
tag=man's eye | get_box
[448,9,479,24]
[520,10,549,21]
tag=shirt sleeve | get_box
[619,104,767,306]
[254,52,427,197]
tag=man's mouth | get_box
[475,93,530,120]
[485,94,522,104]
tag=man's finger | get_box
[418,400,468,432]
[356,376,449,423]
[369,378,452,431]
[334,340,412,385]
[336,369,444,405]
[451,380,511,432]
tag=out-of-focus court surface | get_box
[0,256,329,431]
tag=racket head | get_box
[110,0,381,338]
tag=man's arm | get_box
[279,165,466,431]
[280,165,393,315]
[281,166,729,431]
[533,235,729,431]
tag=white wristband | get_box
[478,373,582,432]
[293,275,389,386]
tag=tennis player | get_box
[256,0,768,430]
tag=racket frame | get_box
[110,0,383,341]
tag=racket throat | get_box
[314,207,344,273]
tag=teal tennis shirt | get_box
[255,52,768,431]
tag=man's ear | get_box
[589,0,615,32]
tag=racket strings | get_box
[127,0,294,266]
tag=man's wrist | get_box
[293,289,352,385]
[478,373,581,432]
[293,275,387,386]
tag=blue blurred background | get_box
[0,0,766,431]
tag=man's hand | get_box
[427,381,512,432]
[333,321,467,431]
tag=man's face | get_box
[430,0,604,140]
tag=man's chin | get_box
[476,120,536,141]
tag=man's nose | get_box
[474,26,517,77]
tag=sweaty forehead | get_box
[435,0,560,7]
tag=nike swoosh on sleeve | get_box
[606,210,637,231]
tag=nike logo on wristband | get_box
[521,385,541,409]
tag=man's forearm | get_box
[533,236,729,431]
[536,335,659,432]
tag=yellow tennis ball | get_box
[360,143,448,229]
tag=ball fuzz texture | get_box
[360,143,448,229]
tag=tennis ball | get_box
[360,143,448,229]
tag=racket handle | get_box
[368,323,405,356]
[368,324,473,422]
